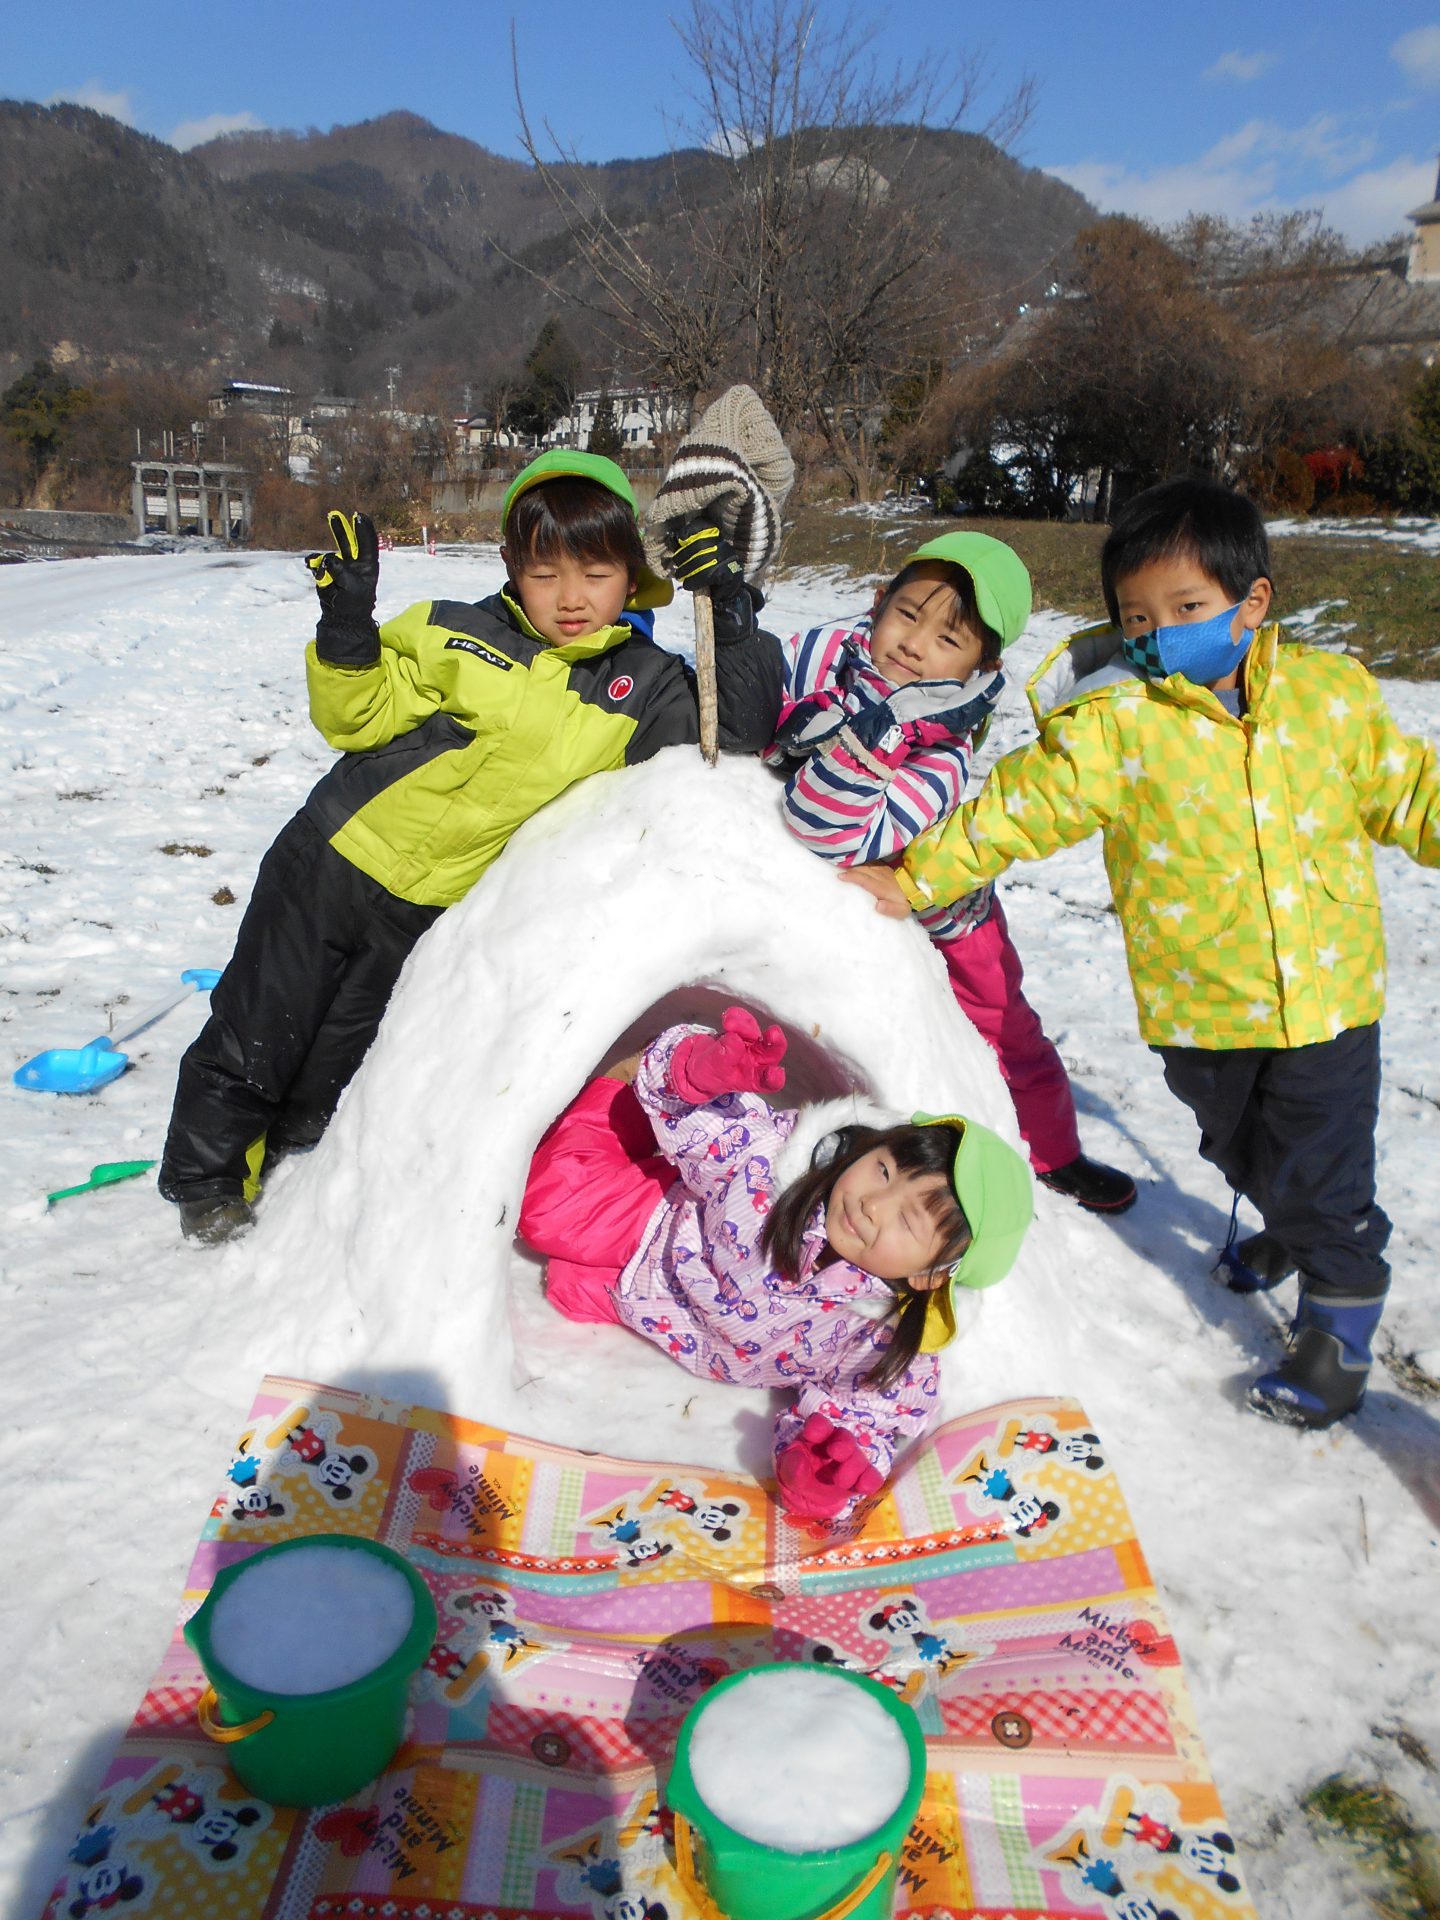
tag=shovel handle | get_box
[197,1686,275,1744]
[102,970,221,1048]
[694,593,718,767]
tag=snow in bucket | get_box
[688,1667,910,1852]
[208,1539,415,1694]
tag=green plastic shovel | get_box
[47,1160,156,1207]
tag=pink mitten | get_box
[669,1008,787,1102]
[775,1414,884,1519]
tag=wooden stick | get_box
[694,590,718,766]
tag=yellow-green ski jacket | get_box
[898,623,1440,1049]
[304,589,782,908]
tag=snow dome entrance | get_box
[248,752,1032,1469]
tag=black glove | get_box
[662,511,761,644]
[306,509,381,665]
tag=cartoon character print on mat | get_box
[1044,1779,1246,1918]
[270,1405,378,1504]
[446,1582,547,1673]
[60,1819,145,1920]
[1044,1830,1180,1920]
[550,1790,671,1920]
[654,1483,747,1543]
[586,1499,676,1570]
[999,1414,1107,1472]
[421,1629,493,1706]
[1101,1786,1242,1898]
[584,1478,752,1567]
[121,1762,270,1866]
[952,1444,1062,1539]
[58,1762,272,1917]
[219,1426,288,1524]
[865,1594,976,1682]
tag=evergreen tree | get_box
[1,358,93,483]
[588,391,623,456]
[507,320,584,438]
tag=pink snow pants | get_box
[519,1077,678,1324]
[941,898,1080,1175]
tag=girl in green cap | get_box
[158,453,783,1245]
[520,1008,1032,1524]
[760,535,1137,1216]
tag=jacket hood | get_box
[1026,619,1285,727]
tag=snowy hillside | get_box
[2,543,1437,1920]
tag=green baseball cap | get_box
[912,1111,1034,1352]
[897,532,1033,650]
[502,449,674,611]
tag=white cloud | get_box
[1204,50,1275,84]
[1050,114,1416,244]
[1392,24,1440,87]
[170,110,267,152]
[45,81,137,125]
[1315,155,1437,241]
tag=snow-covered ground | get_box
[1,543,1437,1920]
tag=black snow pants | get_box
[1154,1023,1391,1303]
[158,811,442,1205]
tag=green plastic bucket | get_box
[666,1664,927,1920]
[184,1532,438,1807]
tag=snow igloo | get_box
[249,750,1067,1475]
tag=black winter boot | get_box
[179,1197,255,1246]
[1037,1155,1138,1214]
[1218,1229,1298,1294]
[1249,1288,1385,1430]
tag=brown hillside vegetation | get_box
[0,101,1093,405]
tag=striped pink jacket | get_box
[765,618,996,941]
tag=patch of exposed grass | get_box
[158,843,213,858]
[1381,1341,1440,1401]
[1304,1775,1440,1918]
[211,885,236,905]
[775,508,1440,680]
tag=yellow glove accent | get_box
[305,508,363,589]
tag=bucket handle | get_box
[197,1686,276,1745]
[673,1812,893,1920]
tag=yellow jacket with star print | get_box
[897,622,1440,1049]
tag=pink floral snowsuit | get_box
[521,1024,940,1504]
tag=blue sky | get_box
[9,1,1440,244]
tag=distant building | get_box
[451,412,528,454]
[1408,158,1440,283]
[208,380,294,419]
[207,381,359,481]
[542,386,686,453]
[132,459,252,540]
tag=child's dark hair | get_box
[506,477,646,582]
[1100,477,1272,625]
[760,1121,970,1392]
[878,561,1003,669]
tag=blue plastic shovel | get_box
[13,968,222,1094]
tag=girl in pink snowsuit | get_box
[766,532,1135,1214]
[520,1011,1032,1522]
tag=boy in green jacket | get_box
[843,477,1440,1429]
[159,450,782,1244]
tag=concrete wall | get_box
[0,508,134,543]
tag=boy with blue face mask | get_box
[842,476,1440,1432]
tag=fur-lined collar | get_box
[772,1093,906,1192]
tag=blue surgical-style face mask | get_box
[1122,600,1255,685]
